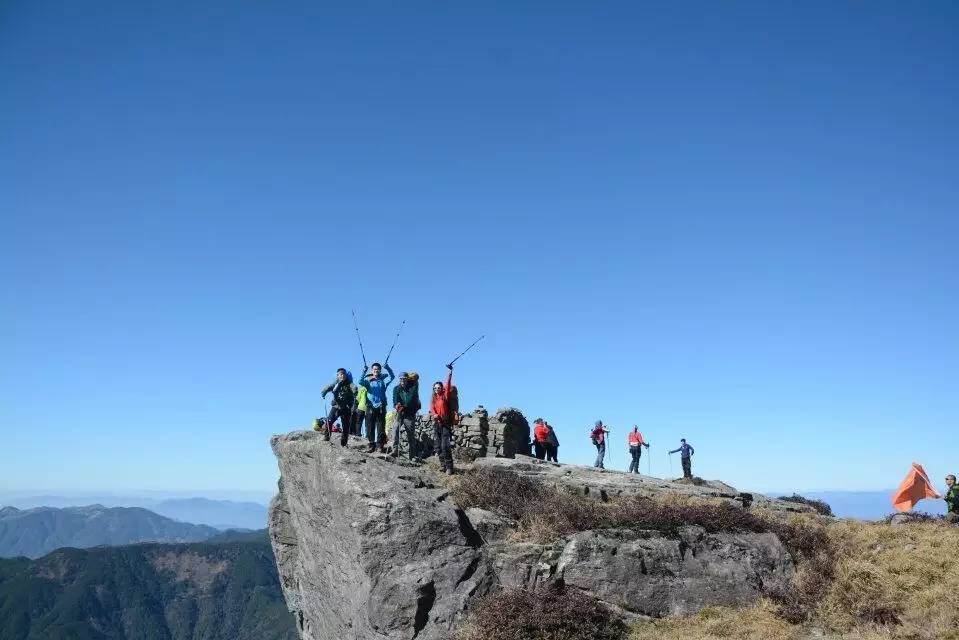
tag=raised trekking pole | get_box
[383,319,406,366]
[351,309,368,369]
[447,335,485,367]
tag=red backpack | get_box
[449,386,460,425]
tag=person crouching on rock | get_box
[321,368,356,447]
[532,418,550,460]
[392,371,421,460]
[627,426,650,474]
[360,362,394,453]
[430,364,455,475]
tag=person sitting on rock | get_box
[392,371,421,460]
[532,418,550,460]
[669,439,695,479]
[321,368,356,447]
[627,426,650,474]
[944,474,959,524]
[359,362,394,453]
[590,421,610,469]
[430,364,456,475]
[545,422,559,462]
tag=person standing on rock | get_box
[430,364,456,474]
[321,368,356,446]
[392,371,421,460]
[352,384,367,436]
[627,426,650,474]
[591,421,610,469]
[545,422,559,462]
[359,362,395,453]
[532,418,550,460]
[669,439,695,479]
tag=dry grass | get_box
[630,601,803,640]
[452,586,627,640]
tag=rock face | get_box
[270,431,802,639]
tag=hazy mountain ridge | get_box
[1,494,269,530]
[0,531,296,640]
[0,504,219,559]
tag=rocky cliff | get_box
[269,429,812,640]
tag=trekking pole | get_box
[447,335,485,367]
[383,319,406,366]
[667,451,673,476]
[351,309,368,369]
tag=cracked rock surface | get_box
[269,431,797,640]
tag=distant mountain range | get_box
[0,530,297,640]
[784,490,947,520]
[0,505,220,558]
[0,495,269,530]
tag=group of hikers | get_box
[318,362,697,480]
[319,361,459,474]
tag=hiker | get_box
[545,422,559,462]
[626,426,650,474]
[321,368,356,446]
[392,371,421,460]
[669,439,695,479]
[359,362,395,453]
[352,384,367,436]
[590,421,610,469]
[430,364,456,475]
[532,418,550,460]
[945,474,959,524]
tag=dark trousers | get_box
[533,442,547,460]
[434,421,454,471]
[326,406,352,444]
[546,445,558,462]
[366,406,386,449]
[392,414,418,459]
[682,456,692,479]
[352,409,365,435]
[628,446,642,473]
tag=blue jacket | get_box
[670,443,694,458]
[359,364,395,409]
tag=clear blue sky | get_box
[2,1,956,495]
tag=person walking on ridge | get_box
[532,418,550,460]
[359,362,395,453]
[545,422,559,462]
[430,364,456,474]
[392,371,421,460]
[591,421,610,469]
[321,368,356,447]
[669,439,695,479]
[627,426,650,474]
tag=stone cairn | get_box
[392,405,532,461]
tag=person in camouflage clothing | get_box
[944,474,959,524]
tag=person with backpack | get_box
[430,364,456,475]
[532,418,550,460]
[626,426,650,474]
[359,362,395,453]
[321,368,356,447]
[943,474,959,524]
[669,439,695,479]
[590,421,610,469]
[392,371,421,460]
[545,422,559,462]
[352,384,367,436]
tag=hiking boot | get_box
[323,434,331,442]
[340,437,349,447]
[445,469,455,476]
[366,444,376,453]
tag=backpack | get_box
[449,386,460,425]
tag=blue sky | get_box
[2,1,956,496]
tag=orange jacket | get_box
[534,423,550,443]
[628,430,645,447]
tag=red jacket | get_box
[430,370,454,421]
[534,423,550,443]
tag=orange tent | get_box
[891,462,940,513]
